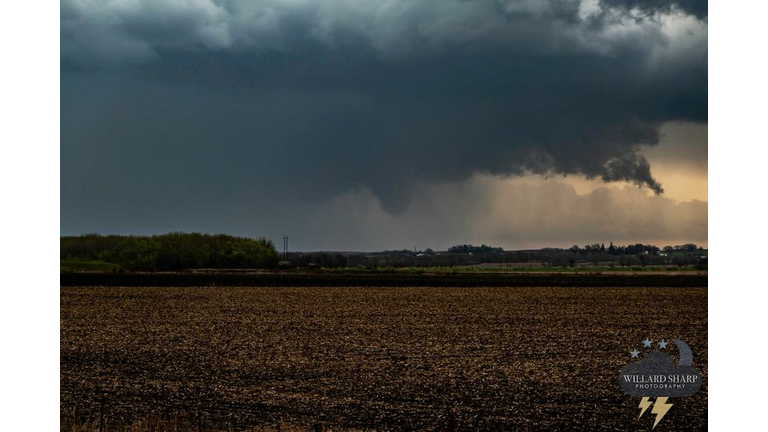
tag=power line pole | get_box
[283,235,289,261]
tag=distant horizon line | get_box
[59,232,707,253]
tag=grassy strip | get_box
[308,265,702,274]
[60,271,707,287]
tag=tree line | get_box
[61,233,279,271]
[288,242,707,269]
[567,242,703,255]
[447,244,505,254]
[61,236,706,272]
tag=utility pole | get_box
[283,235,289,261]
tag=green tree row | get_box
[61,232,279,271]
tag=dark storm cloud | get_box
[600,0,707,19]
[61,0,707,232]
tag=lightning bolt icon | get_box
[650,397,673,429]
[637,396,652,419]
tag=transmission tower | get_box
[283,235,289,261]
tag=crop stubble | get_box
[61,286,707,431]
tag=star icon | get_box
[658,340,668,349]
[643,338,652,348]
[631,349,640,358]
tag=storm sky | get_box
[61,0,707,251]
